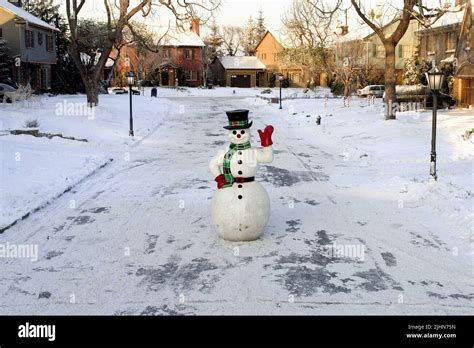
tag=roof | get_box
[161,31,205,47]
[0,0,58,31]
[219,56,266,70]
[417,7,465,33]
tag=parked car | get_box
[109,87,127,94]
[0,83,18,102]
[382,85,455,109]
[357,85,385,97]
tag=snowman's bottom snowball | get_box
[211,182,270,241]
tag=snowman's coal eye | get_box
[232,130,237,135]
[241,130,245,134]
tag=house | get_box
[255,31,320,87]
[158,21,205,87]
[108,19,204,87]
[417,1,473,107]
[334,19,421,86]
[211,56,266,87]
[0,0,59,90]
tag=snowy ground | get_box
[0,87,472,315]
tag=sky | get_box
[62,0,456,40]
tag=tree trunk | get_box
[384,41,396,120]
[344,83,350,98]
[84,76,99,107]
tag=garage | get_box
[230,74,251,88]
[212,56,266,87]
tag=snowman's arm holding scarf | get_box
[255,146,273,164]
[209,149,226,178]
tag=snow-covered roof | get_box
[417,7,465,32]
[161,31,204,47]
[0,0,59,31]
[219,56,266,70]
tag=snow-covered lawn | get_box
[0,87,472,314]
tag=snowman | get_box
[209,109,274,241]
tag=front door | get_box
[161,71,169,86]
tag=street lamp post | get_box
[278,74,284,109]
[425,65,445,181]
[126,71,136,137]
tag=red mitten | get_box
[214,174,226,189]
[258,125,274,147]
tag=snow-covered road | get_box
[0,92,472,314]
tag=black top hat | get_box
[224,109,253,130]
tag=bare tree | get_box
[66,0,220,107]
[351,0,446,119]
[333,39,374,97]
[280,0,342,85]
[221,26,242,56]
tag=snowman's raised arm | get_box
[256,125,274,163]
[209,149,226,178]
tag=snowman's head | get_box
[229,128,251,144]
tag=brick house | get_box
[417,1,473,107]
[0,0,59,90]
[107,19,205,87]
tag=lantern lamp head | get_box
[425,66,444,92]
[126,71,136,86]
[278,75,284,81]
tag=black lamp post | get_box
[278,74,284,109]
[425,65,444,181]
[126,71,136,137]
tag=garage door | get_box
[231,74,251,88]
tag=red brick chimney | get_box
[191,19,200,36]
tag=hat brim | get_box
[223,121,253,130]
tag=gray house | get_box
[0,0,59,90]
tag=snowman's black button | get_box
[238,185,242,188]
[238,160,242,164]
[238,171,242,175]
[238,151,242,155]
[238,195,243,199]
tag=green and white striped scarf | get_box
[222,141,251,188]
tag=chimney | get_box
[191,19,200,36]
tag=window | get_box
[0,28,3,38]
[25,30,34,48]
[163,48,170,58]
[398,45,412,58]
[427,35,436,53]
[38,32,43,45]
[46,35,54,52]
[376,44,385,58]
[186,70,198,81]
[445,32,456,51]
[185,48,193,60]
[290,72,300,83]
